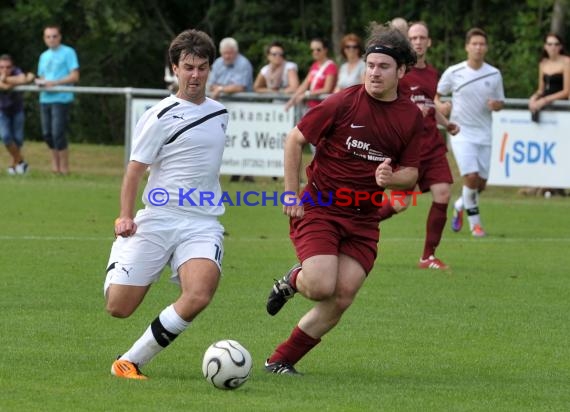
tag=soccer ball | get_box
[202,339,253,390]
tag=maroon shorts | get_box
[289,208,379,274]
[415,154,453,193]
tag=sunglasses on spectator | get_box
[45,35,60,39]
[546,42,561,46]
[311,48,322,52]
[344,45,359,49]
[0,65,13,69]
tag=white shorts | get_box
[103,208,224,295]
[450,140,492,180]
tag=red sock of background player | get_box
[422,201,448,259]
[268,326,321,365]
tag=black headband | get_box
[365,45,401,63]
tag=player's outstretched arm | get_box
[283,127,306,218]
[115,160,149,237]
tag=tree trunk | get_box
[550,0,567,37]
[331,0,344,61]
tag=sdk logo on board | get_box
[499,132,557,178]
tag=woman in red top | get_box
[284,37,338,111]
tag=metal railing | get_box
[13,85,300,151]
[13,84,570,148]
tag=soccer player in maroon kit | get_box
[264,24,423,375]
[379,21,459,270]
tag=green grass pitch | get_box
[1,142,568,411]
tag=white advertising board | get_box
[489,109,570,188]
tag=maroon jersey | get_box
[297,84,422,213]
[399,64,447,160]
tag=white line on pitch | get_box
[0,235,569,243]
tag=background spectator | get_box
[35,24,80,175]
[524,33,570,197]
[207,37,253,100]
[284,37,338,111]
[0,54,35,175]
[254,41,299,94]
[528,33,570,122]
[334,33,365,92]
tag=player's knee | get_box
[304,283,335,301]
[177,291,213,319]
[433,190,451,204]
[191,294,213,311]
[335,294,356,313]
[105,302,135,319]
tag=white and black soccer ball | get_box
[202,339,253,390]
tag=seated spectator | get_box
[523,33,570,197]
[254,41,299,94]
[528,33,570,121]
[208,37,253,100]
[284,37,337,111]
[0,54,35,175]
[334,33,365,92]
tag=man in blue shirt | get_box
[36,24,79,175]
[207,37,253,100]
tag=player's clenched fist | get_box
[282,193,304,219]
[375,158,393,187]
[114,217,137,237]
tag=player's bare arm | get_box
[115,160,149,237]
[435,109,460,135]
[434,93,451,117]
[283,126,306,218]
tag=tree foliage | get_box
[0,0,567,144]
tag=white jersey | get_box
[437,61,504,145]
[130,95,229,216]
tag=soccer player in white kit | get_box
[435,27,504,237]
[103,29,229,379]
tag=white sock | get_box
[462,186,481,229]
[122,305,190,367]
[454,196,463,211]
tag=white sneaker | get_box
[7,166,16,175]
[15,161,28,175]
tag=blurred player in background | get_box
[378,21,459,270]
[435,28,504,237]
[104,29,229,380]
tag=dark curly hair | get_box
[365,22,416,72]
